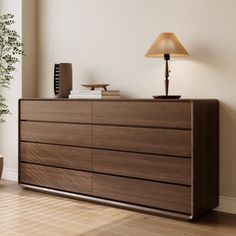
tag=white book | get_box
[70,90,101,95]
[69,94,121,99]
[69,94,102,99]
[70,90,120,96]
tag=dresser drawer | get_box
[21,122,92,147]
[93,174,191,214]
[20,100,92,123]
[20,163,92,195]
[93,149,191,185]
[21,142,92,171]
[93,126,191,157]
[93,101,191,129]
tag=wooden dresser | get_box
[19,99,219,220]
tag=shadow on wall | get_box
[77,69,139,99]
[189,44,223,69]
[219,102,236,197]
[189,43,236,198]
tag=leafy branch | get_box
[0,13,23,122]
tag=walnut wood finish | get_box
[93,173,191,214]
[19,99,219,220]
[21,163,92,194]
[21,121,92,147]
[93,101,191,129]
[191,100,219,218]
[93,149,191,185]
[21,142,92,171]
[93,125,191,157]
[20,100,92,123]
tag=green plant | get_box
[0,13,23,122]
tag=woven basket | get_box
[0,155,3,179]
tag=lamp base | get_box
[153,95,181,99]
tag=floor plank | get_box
[0,180,236,236]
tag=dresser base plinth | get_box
[20,183,192,221]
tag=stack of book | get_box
[68,90,121,99]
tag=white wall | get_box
[1,0,236,211]
[0,0,22,180]
[37,0,236,200]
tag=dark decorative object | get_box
[153,95,181,99]
[54,63,72,98]
[145,32,189,99]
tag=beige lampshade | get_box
[145,32,189,58]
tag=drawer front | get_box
[93,126,191,157]
[20,163,92,195]
[21,121,92,147]
[93,149,191,185]
[93,101,191,129]
[93,174,191,214]
[21,142,92,171]
[20,100,92,123]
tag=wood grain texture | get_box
[18,99,219,220]
[1,180,235,235]
[93,149,191,185]
[21,142,92,171]
[20,100,92,123]
[93,173,191,214]
[21,163,92,194]
[21,121,92,147]
[93,101,191,129]
[93,125,191,157]
[191,100,219,219]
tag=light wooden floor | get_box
[0,180,236,236]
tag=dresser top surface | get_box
[19,98,218,103]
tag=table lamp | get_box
[145,32,189,99]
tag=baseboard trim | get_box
[2,168,18,182]
[215,196,236,215]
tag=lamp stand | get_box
[153,54,181,99]
[164,54,170,96]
